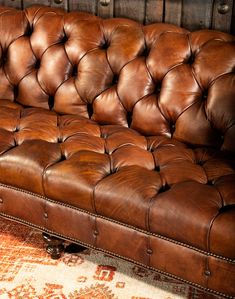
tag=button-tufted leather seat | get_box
[0,5,234,298]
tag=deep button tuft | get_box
[57,137,62,144]
[48,95,54,110]
[142,46,150,57]
[111,168,117,174]
[35,60,41,69]
[127,111,132,127]
[112,74,119,85]
[25,25,33,36]
[61,34,68,44]
[1,55,7,65]
[170,124,175,134]
[187,55,195,65]
[219,204,235,213]
[202,91,208,100]
[13,86,18,98]
[158,184,170,193]
[100,41,109,50]
[207,180,215,185]
[72,66,78,77]
[204,270,211,276]
[60,154,66,161]
[147,248,153,254]
[87,103,93,118]
[44,212,48,219]
[155,165,160,172]
[197,160,204,166]
[0,198,3,204]
[93,230,99,236]
[155,83,161,94]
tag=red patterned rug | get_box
[0,218,222,299]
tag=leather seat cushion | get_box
[0,99,234,259]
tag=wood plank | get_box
[232,0,235,34]
[69,0,97,14]
[145,0,164,24]
[98,0,114,18]
[165,0,182,26]
[182,0,213,30]
[23,0,50,8]
[114,0,145,23]
[212,0,233,33]
[1,0,22,8]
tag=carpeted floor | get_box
[0,217,222,299]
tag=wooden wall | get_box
[0,0,234,34]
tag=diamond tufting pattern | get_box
[0,6,235,297]
[0,98,235,260]
[0,6,234,149]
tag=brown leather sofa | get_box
[0,5,234,298]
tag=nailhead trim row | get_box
[0,183,234,264]
[0,212,233,299]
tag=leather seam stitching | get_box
[0,183,234,263]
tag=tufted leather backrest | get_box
[0,6,235,151]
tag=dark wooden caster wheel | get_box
[42,233,65,260]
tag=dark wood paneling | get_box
[0,0,22,8]
[23,0,68,11]
[145,0,164,23]
[69,0,97,14]
[23,0,50,8]
[1,0,234,34]
[165,0,182,26]
[182,0,213,30]
[212,0,233,32]
[232,0,235,34]
[114,0,145,23]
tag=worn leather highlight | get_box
[0,5,234,298]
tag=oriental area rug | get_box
[0,218,222,299]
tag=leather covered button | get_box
[35,60,41,69]
[0,198,3,203]
[147,248,153,254]
[44,212,48,219]
[93,230,99,236]
[204,270,211,276]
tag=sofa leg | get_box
[42,233,65,260]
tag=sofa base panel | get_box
[0,183,234,298]
[0,212,234,299]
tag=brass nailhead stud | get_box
[100,0,110,6]
[204,270,211,276]
[217,3,229,14]
[147,249,153,254]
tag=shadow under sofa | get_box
[0,5,234,298]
